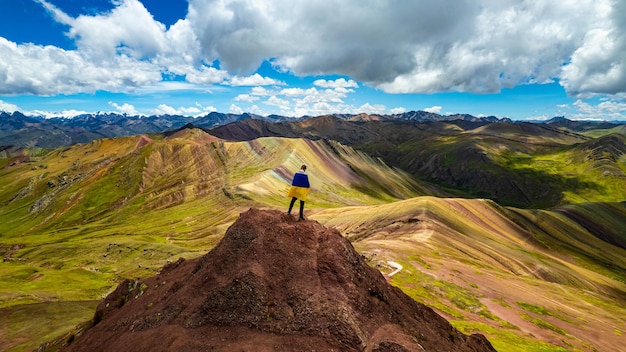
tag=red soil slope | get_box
[61,208,495,352]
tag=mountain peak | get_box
[61,208,495,352]
[545,116,569,124]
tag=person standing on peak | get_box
[287,165,310,221]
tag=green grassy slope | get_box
[312,198,626,352]
[581,124,626,138]
[351,121,621,208]
[493,133,626,205]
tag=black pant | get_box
[288,197,305,219]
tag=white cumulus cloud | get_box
[560,0,626,98]
[36,0,167,59]
[185,66,230,85]
[265,95,290,109]
[389,107,407,115]
[234,94,260,102]
[109,102,139,115]
[229,73,285,87]
[229,104,244,114]
[424,106,443,114]
[0,36,161,95]
[314,78,359,89]
[0,100,20,113]
[357,103,387,115]
[152,103,213,116]
[571,99,626,120]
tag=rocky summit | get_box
[60,208,495,352]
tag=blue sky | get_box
[1,0,625,120]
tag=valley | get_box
[0,117,625,351]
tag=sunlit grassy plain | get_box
[1,127,625,351]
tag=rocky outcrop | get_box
[61,208,495,352]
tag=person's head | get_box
[301,164,307,171]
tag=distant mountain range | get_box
[3,109,623,148]
[2,110,626,209]
[0,111,274,148]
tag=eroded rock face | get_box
[62,208,496,352]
